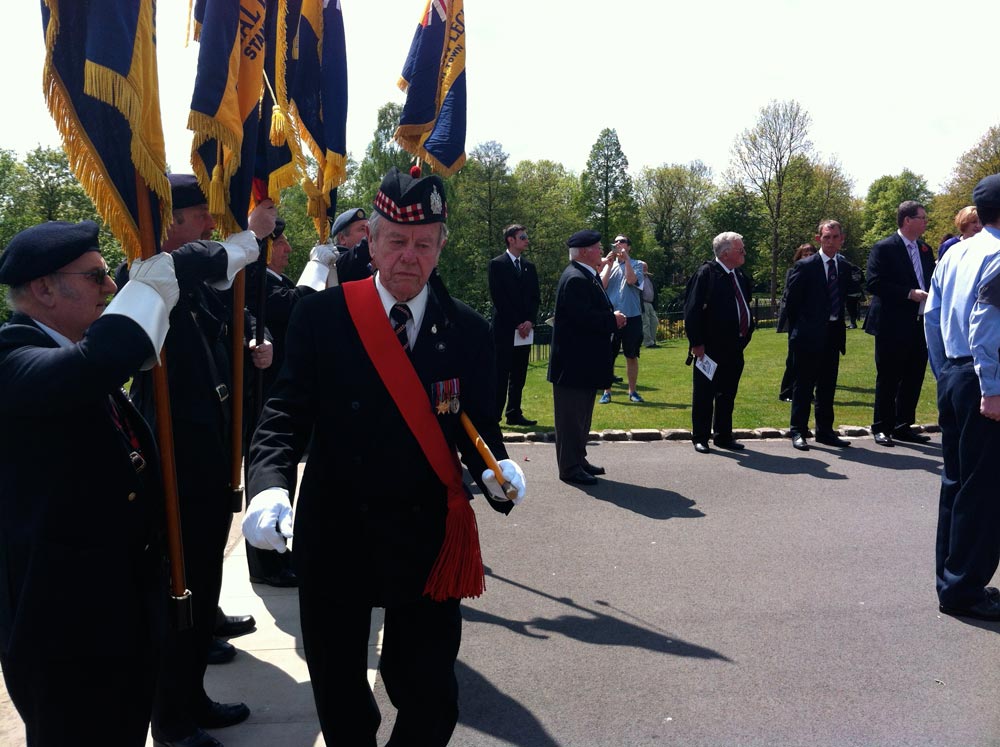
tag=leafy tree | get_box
[580,128,641,245]
[701,184,768,298]
[731,99,813,302]
[635,160,715,285]
[351,102,413,208]
[861,169,932,249]
[930,125,1000,243]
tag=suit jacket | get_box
[864,233,935,337]
[785,252,852,355]
[683,260,756,357]
[488,252,540,342]
[0,313,163,663]
[245,264,314,395]
[335,237,374,284]
[248,278,511,607]
[547,261,617,390]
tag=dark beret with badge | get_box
[332,207,366,237]
[374,167,447,224]
[270,218,286,240]
[0,220,102,286]
[567,229,602,248]
[168,173,207,210]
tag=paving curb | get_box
[502,423,940,442]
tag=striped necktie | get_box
[390,303,412,351]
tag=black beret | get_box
[373,167,447,224]
[0,221,101,286]
[973,174,1000,214]
[332,208,366,237]
[169,173,207,210]
[271,218,286,240]
[567,229,602,248]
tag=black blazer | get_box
[487,252,540,341]
[683,260,756,357]
[785,252,852,355]
[249,279,511,607]
[547,261,617,390]
[0,313,163,663]
[864,233,935,337]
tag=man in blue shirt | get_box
[598,235,646,404]
[924,173,1000,621]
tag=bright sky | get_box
[6,1,999,199]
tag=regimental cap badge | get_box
[430,186,443,216]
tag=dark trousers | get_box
[872,324,928,433]
[299,582,461,747]
[3,649,156,747]
[691,349,744,443]
[779,347,795,400]
[152,494,232,740]
[552,383,597,476]
[790,328,841,436]
[494,339,530,420]
[935,359,1000,607]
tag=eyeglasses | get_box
[516,234,529,241]
[53,267,112,285]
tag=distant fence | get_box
[528,299,869,363]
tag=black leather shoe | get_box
[693,442,711,454]
[196,701,251,729]
[505,415,537,427]
[206,638,236,665]
[582,462,606,475]
[249,568,298,588]
[791,433,809,451]
[893,427,931,444]
[153,728,223,747]
[560,469,598,486]
[939,595,1000,621]
[872,432,894,447]
[214,613,256,638]
[816,433,851,448]
[714,439,745,451]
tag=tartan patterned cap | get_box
[373,167,447,225]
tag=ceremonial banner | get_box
[394,0,467,176]
[188,0,268,234]
[290,0,349,239]
[41,0,170,261]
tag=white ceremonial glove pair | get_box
[103,253,179,366]
[482,458,527,505]
[243,488,294,553]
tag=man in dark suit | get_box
[684,232,755,454]
[124,175,274,747]
[331,207,375,285]
[243,168,525,747]
[548,230,626,484]
[864,200,936,446]
[488,223,541,425]
[0,221,180,746]
[785,220,854,450]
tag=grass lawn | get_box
[512,328,939,433]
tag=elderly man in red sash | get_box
[244,167,526,746]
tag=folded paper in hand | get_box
[695,353,717,381]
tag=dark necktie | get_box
[390,303,412,351]
[827,259,840,317]
[514,257,521,275]
[730,272,749,337]
[906,242,925,289]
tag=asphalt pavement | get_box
[3,432,1000,746]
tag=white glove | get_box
[243,488,294,552]
[212,230,261,290]
[482,459,526,505]
[309,244,338,267]
[104,253,178,366]
[128,253,180,310]
[247,199,277,238]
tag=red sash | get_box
[342,278,485,600]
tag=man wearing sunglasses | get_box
[488,224,540,426]
[0,220,182,746]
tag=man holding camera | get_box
[598,235,646,404]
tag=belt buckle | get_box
[129,451,147,474]
[215,384,229,402]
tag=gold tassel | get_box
[269,104,287,146]
[209,163,226,217]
